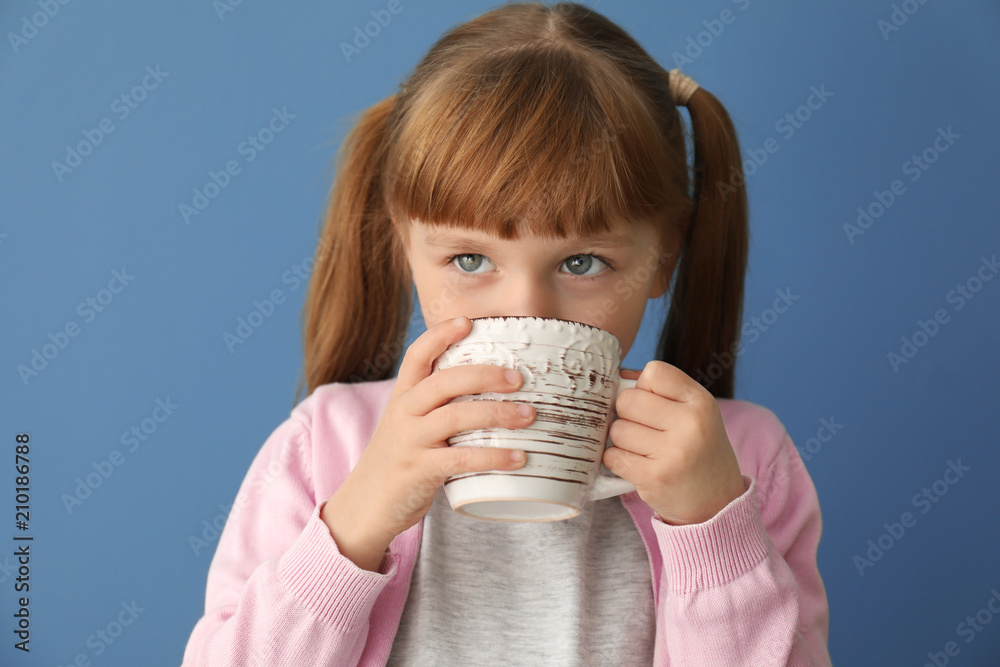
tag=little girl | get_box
[183,2,830,664]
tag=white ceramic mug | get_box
[432,315,637,521]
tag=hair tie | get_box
[668,69,699,106]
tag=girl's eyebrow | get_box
[423,230,636,250]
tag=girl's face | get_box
[403,218,678,358]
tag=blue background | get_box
[2,0,999,664]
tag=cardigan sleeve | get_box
[181,415,399,666]
[649,427,832,665]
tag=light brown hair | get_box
[295,1,748,404]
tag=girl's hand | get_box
[321,316,534,571]
[604,361,746,526]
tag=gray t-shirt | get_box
[386,486,655,666]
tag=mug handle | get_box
[589,376,638,501]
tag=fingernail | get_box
[452,316,467,328]
[510,450,525,462]
[517,403,532,418]
[505,369,522,385]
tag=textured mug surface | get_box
[432,316,634,521]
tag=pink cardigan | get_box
[182,379,831,665]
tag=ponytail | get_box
[656,79,749,399]
[294,95,412,405]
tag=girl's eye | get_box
[445,253,613,280]
[449,254,495,275]
[561,254,610,277]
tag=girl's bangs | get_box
[384,46,676,240]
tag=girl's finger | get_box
[430,442,527,481]
[635,360,706,404]
[393,316,471,394]
[618,368,642,381]
[607,418,661,457]
[417,397,535,445]
[614,387,675,431]
[601,442,649,486]
[406,363,525,416]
